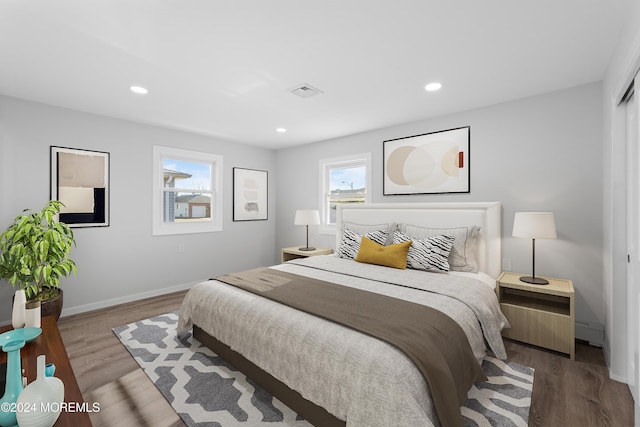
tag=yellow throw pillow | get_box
[355,236,412,269]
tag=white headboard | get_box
[336,202,501,278]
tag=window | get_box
[319,153,372,234]
[152,146,223,236]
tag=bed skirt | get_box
[194,325,346,427]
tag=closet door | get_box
[627,75,640,405]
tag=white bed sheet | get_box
[178,256,508,427]
[449,270,496,289]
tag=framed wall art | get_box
[233,167,268,221]
[50,146,110,227]
[383,126,470,195]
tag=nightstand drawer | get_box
[500,302,573,355]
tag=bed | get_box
[177,202,509,427]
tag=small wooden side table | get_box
[281,246,333,263]
[497,271,575,360]
[0,316,92,426]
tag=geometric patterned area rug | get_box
[114,312,534,427]
[463,357,533,427]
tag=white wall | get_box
[602,1,640,382]
[0,96,277,322]
[276,83,604,340]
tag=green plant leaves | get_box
[0,200,77,297]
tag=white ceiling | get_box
[0,1,633,149]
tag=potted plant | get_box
[0,200,76,321]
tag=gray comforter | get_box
[177,256,509,427]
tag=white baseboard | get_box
[602,337,629,384]
[575,320,605,347]
[59,281,197,318]
[609,370,629,383]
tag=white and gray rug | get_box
[114,312,534,427]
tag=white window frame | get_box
[152,145,223,236]
[318,152,372,235]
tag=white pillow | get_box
[343,221,390,234]
[342,222,397,245]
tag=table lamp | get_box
[294,210,320,251]
[512,212,557,285]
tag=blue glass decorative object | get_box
[0,338,25,427]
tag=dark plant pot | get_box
[41,289,63,322]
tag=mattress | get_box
[177,255,509,427]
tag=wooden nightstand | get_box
[281,246,333,263]
[497,271,575,360]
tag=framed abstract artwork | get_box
[50,146,110,227]
[383,126,470,195]
[233,167,268,221]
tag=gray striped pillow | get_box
[337,228,389,260]
[393,231,455,272]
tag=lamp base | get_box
[298,247,316,252]
[519,276,549,285]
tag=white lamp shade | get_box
[512,212,557,239]
[294,210,320,226]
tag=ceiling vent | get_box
[289,84,324,98]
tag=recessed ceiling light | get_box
[424,82,442,92]
[130,85,148,95]
[276,128,287,133]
